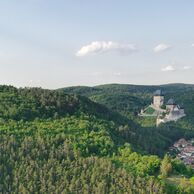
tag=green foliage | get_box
[160,155,173,178]
[114,144,161,177]
[0,118,168,194]
[0,86,179,156]
[0,134,167,194]
[0,85,194,193]
[62,83,194,156]
[172,159,193,177]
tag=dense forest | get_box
[1,84,194,193]
[62,84,194,154]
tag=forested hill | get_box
[61,83,194,97]
[1,85,194,193]
[1,85,192,156]
[0,85,170,155]
[0,85,129,124]
[61,83,194,122]
[61,83,194,156]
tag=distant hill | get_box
[61,83,194,96]
[61,83,194,120]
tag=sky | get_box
[0,0,194,89]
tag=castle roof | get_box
[167,99,176,105]
[179,105,184,109]
[153,89,164,96]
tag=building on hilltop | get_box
[165,99,185,122]
[139,89,186,126]
[179,105,185,115]
[153,89,164,108]
[166,99,177,111]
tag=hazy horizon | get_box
[2,81,194,90]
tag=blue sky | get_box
[0,0,194,88]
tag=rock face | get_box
[139,90,186,126]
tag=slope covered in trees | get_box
[62,83,194,152]
[1,85,194,193]
[62,83,194,119]
[0,85,129,124]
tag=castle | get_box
[139,89,186,126]
[153,89,164,108]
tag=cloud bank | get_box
[154,43,172,53]
[161,65,192,72]
[183,66,192,70]
[161,65,175,72]
[76,41,138,57]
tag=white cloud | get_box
[161,65,175,72]
[183,66,192,70]
[192,44,194,47]
[154,43,172,53]
[76,41,138,57]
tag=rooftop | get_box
[167,98,176,105]
[153,89,164,96]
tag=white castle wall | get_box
[153,96,164,108]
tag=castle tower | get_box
[153,90,164,108]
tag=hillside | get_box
[0,85,191,156]
[62,83,194,155]
[62,83,194,126]
[61,83,194,97]
[0,85,139,126]
[0,86,170,155]
[1,85,194,193]
[62,83,194,116]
